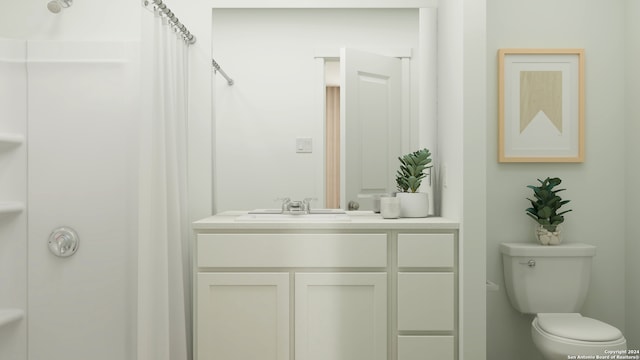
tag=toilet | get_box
[500,243,626,360]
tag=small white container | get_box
[380,196,400,219]
[370,193,390,213]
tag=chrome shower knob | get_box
[47,0,73,14]
[48,226,79,257]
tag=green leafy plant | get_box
[396,148,432,193]
[525,177,572,232]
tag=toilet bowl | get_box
[531,313,626,360]
[500,243,628,360]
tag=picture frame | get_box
[498,49,584,163]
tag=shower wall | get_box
[0,0,139,41]
[26,40,140,360]
[0,37,28,360]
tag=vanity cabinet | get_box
[193,213,458,360]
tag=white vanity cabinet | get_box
[193,212,458,360]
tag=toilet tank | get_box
[500,243,596,314]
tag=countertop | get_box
[193,211,459,231]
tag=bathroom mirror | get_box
[211,7,435,212]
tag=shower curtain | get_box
[137,9,190,360]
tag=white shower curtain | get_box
[137,9,190,360]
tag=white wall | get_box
[625,0,640,350]
[210,8,420,212]
[486,1,630,359]
[438,0,488,359]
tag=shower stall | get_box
[0,0,198,358]
[0,37,140,360]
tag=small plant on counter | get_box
[525,177,572,232]
[395,148,432,193]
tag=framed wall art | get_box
[498,49,584,162]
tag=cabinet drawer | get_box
[398,336,454,360]
[397,233,454,268]
[397,272,454,331]
[198,233,387,268]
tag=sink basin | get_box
[235,209,350,222]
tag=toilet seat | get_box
[531,315,627,360]
[536,313,623,342]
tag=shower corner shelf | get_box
[0,309,24,328]
[0,202,25,216]
[0,133,25,147]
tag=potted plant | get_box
[525,177,572,245]
[395,148,432,218]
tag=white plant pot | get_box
[396,192,429,218]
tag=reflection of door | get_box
[341,48,402,210]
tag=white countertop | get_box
[193,211,459,231]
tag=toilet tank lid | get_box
[500,243,596,257]
[537,313,623,342]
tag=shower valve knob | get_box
[48,226,79,257]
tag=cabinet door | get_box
[197,273,289,360]
[295,273,387,360]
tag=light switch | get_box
[296,138,312,153]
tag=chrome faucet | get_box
[302,197,316,213]
[278,197,291,213]
[287,200,304,213]
[278,197,317,214]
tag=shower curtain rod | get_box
[146,0,196,45]
[212,58,234,86]
[144,0,232,85]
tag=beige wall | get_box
[486,0,634,359]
